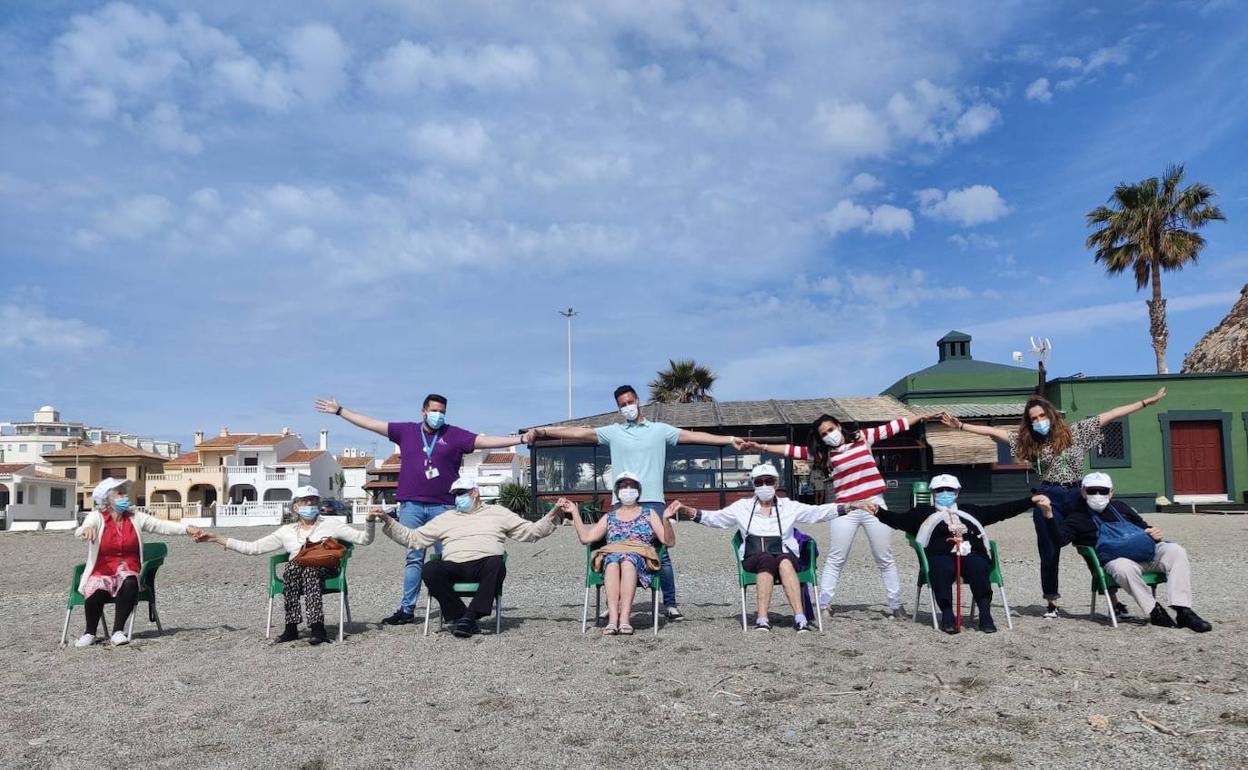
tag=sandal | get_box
[602,624,618,636]
[618,624,634,635]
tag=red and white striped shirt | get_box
[783,418,910,502]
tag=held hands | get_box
[738,440,764,453]
[662,501,681,521]
[366,507,391,523]
[521,429,539,446]
[847,501,879,514]
[78,526,97,543]
[185,525,203,539]
[1032,494,1053,519]
[938,412,963,430]
[1145,526,1163,542]
[314,397,340,415]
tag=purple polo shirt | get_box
[387,422,477,505]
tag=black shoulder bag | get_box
[741,499,787,558]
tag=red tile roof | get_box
[35,471,74,482]
[43,442,167,461]
[336,456,375,468]
[363,480,397,489]
[378,452,401,468]
[0,463,34,474]
[165,451,201,467]
[482,453,516,464]
[241,434,289,446]
[196,434,253,448]
[279,449,325,463]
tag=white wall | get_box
[0,477,76,523]
[341,466,372,499]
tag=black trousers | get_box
[84,576,139,635]
[422,555,506,621]
[928,551,992,614]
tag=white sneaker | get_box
[110,630,130,646]
[74,633,97,648]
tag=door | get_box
[1170,421,1226,495]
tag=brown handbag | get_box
[292,537,346,569]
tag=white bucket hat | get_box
[450,476,478,493]
[1081,472,1114,489]
[92,477,130,504]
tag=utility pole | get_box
[559,308,577,419]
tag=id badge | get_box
[425,467,440,480]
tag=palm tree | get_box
[1086,164,1226,373]
[649,359,717,403]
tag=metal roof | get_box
[936,402,1027,419]
[526,396,919,432]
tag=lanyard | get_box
[420,426,442,465]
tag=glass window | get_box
[664,445,720,491]
[722,446,788,490]
[51,488,67,507]
[64,467,77,479]
[1090,419,1131,468]
[535,446,597,492]
[42,444,55,454]
[18,444,27,452]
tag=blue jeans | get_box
[641,503,677,608]
[398,501,452,613]
[1034,483,1083,601]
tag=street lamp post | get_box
[558,308,577,419]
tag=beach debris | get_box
[1088,714,1110,732]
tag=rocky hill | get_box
[1182,283,1248,373]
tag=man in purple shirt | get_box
[316,393,525,625]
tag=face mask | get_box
[425,411,446,429]
[934,491,958,508]
[1085,494,1111,513]
[296,505,318,520]
[112,496,131,514]
[455,494,474,513]
[617,488,640,505]
[1032,418,1051,436]
[822,430,844,448]
[620,404,639,422]
[754,484,776,502]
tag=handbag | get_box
[741,501,789,558]
[1090,503,1156,564]
[292,537,346,569]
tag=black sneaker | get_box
[754,618,772,632]
[794,619,810,634]
[1043,604,1060,619]
[381,610,414,626]
[1174,607,1212,633]
[274,623,300,643]
[940,612,958,635]
[978,617,998,634]
[664,606,685,621]
[452,618,481,638]
[1112,601,1131,618]
[308,622,332,645]
[1149,604,1176,628]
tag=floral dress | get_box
[602,507,656,587]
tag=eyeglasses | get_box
[752,478,777,487]
[931,487,957,494]
[1084,488,1111,496]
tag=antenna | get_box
[1028,336,1052,394]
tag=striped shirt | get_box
[782,418,910,502]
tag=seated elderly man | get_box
[1042,472,1212,633]
[369,476,560,638]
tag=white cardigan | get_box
[225,518,375,556]
[73,510,188,593]
[697,497,847,559]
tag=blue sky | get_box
[2,1,1246,455]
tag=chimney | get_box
[220,426,229,437]
[319,429,328,451]
[194,431,204,446]
[282,426,290,436]
[393,443,401,455]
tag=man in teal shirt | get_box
[531,384,743,619]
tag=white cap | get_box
[612,471,641,489]
[450,476,477,493]
[1082,472,1114,489]
[92,477,130,503]
[293,485,320,499]
[929,474,962,490]
[750,463,780,481]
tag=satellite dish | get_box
[1011,351,1024,362]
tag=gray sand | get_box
[1,513,1245,769]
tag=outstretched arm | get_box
[939,412,1011,445]
[677,429,742,448]
[526,425,599,444]
[740,440,808,459]
[475,434,524,450]
[315,397,388,438]
[559,498,609,544]
[1097,388,1166,426]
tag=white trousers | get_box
[1105,541,1193,613]
[819,498,901,608]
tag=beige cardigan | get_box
[381,504,557,563]
[73,510,188,593]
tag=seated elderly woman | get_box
[868,474,1049,634]
[194,485,374,645]
[73,478,203,648]
[559,472,677,636]
[370,476,562,638]
[670,463,869,633]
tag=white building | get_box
[0,463,77,528]
[335,448,376,501]
[0,405,180,468]
[461,450,527,501]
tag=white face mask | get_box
[617,487,640,505]
[620,403,639,422]
[754,484,776,503]
[1086,494,1111,512]
[822,429,843,448]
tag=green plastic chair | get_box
[906,534,1013,630]
[61,541,168,645]
[423,551,507,636]
[267,542,353,642]
[581,542,665,635]
[1076,545,1167,628]
[911,481,932,507]
[730,531,823,634]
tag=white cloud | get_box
[811,101,890,158]
[0,303,109,350]
[96,194,173,239]
[1025,77,1053,103]
[408,120,491,166]
[885,79,1000,146]
[142,102,202,154]
[949,233,1001,250]
[1085,41,1131,72]
[848,172,883,194]
[364,41,538,94]
[812,268,973,309]
[823,200,914,238]
[1055,55,1083,70]
[283,23,351,104]
[917,185,1009,226]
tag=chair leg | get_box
[496,590,503,634]
[740,586,748,634]
[344,591,352,624]
[814,587,824,633]
[998,586,1013,631]
[1106,594,1119,629]
[61,608,73,646]
[582,586,590,635]
[912,585,921,623]
[266,596,274,640]
[1089,588,1097,619]
[423,595,433,637]
[338,592,346,643]
[652,585,659,636]
[926,587,938,630]
[126,611,135,639]
[101,615,109,637]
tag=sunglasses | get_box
[931,487,958,494]
[1084,488,1111,496]
[752,478,777,487]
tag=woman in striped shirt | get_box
[743,412,938,616]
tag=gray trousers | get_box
[1105,542,1193,613]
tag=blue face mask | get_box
[426,411,446,429]
[112,496,131,513]
[1032,418,1051,436]
[455,494,473,513]
[296,505,319,520]
[934,491,958,508]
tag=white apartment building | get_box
[335,447,376,501]
[0,406,180,467]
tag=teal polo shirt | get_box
[595,420,681,504]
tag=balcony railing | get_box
[215,502,285,526]
[137,502,203,521]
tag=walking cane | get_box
[946,533,964,632]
